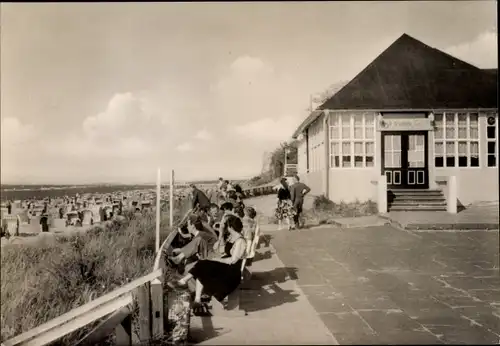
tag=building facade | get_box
[293,34,498,206]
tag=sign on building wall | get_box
[377,117,433,131]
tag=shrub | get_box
[304,195,378,225]
[0,210,177,345]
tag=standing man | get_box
[188,184,211,225]
[289,175,311,230]
[190,184,211,211]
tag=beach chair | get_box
[30,215,41,226]
[2,215,19,236]
[91,206,101,223]
[66,211,81,227]
[18,212,29,225]
[81,209,93,226]
[52,218,66,230]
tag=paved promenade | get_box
[195,195,499,344]
[189,237,338,345]
[271,225,500,344]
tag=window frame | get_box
[433,111,480,168]
[329,112,376,169]
[486,112,499,168]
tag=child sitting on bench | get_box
[166,215,217,275]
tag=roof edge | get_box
[292,110,324,139]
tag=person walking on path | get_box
[189,184,211,213]
[289,175,311,229]
[273,177,295,231]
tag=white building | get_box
[292,34,498,211]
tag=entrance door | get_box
[382,132,429,189]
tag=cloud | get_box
[1,117,41,183]
[49,92,171,159]
[445,30,498,68]
[194,129,213,141]
[211,55,308,138]
[232,115,299,142]
[82,92,165,142]
[176,142,193,152]
[1,117,37,148]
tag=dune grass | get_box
[303,195,378,225]
[0,209,181,345]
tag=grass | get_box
[0,208,183,345]
[304,195,378,225]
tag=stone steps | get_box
[389,205,447,212]
[388,189,447,212]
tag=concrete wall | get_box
[435,168,499,204]
[300,171,324,196]
[328,169,378,203]
[297,136,308,175]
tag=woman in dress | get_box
[273,177,295,231]
[168,215,247,311]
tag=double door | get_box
[382,132,429,189]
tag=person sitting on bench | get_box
[168,215,247,315]
[166,215,217,273]
[208,203,224,228]
[242,207,258,266]
[225,190,239,208]
[214,202,237,237]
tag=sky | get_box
[1,1,497,184]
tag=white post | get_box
[447,175,457,214]
[155,168,161,254]
[284,148,288,176]
[378,175,388,214]
[169,170,174,229]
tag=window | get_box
[329,112,376,168]
[486,113,498,167]
[434,112,479,167]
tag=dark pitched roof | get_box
[482,68,498,77]
[318,33,498,110]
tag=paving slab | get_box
[384,202,499,230]
[331,215,390,228]
[189,241,338,345]
[271,224,500,344]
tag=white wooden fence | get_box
[1,172,277,345]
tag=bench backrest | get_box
[240,221,261,277]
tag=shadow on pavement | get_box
[189,267,301,343]
[252,250,273,262]
[258,234,273,248]
[241,266,300,313]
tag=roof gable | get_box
[319,34,497,110]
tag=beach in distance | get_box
[0,180,225,201]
